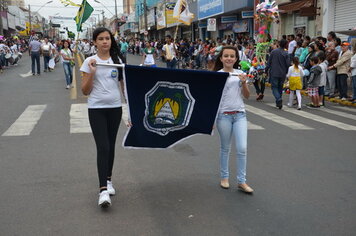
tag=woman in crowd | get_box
[213,46,254,194]
[60,40,75,89]
[80,27,126,208]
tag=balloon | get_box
[240,61,251,71]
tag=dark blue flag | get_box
[123,65,229,148]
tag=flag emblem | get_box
[144,82,195,136]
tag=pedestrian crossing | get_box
[1,103,356,137]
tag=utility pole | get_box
[28,4,32,36]
[144,0,147,39]
[101,10,105,27]
[114,0,118,19]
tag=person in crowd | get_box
[350,39,356,103]
[335,37,342,53]
[29,36,42,75]
[307,56,322,108]
[213,46,253,194]
[329,41,352,100]
[83,39,91,58]
[41,37,54,72]
[141,41,156,67]
[60,40,75,89]
[119,38,128,61]
[299,40,309,63]
[288,34,297,60]
[325,41,339,98]
[287,57,304,110]
[327,31,337,45]
[318,52,328,106]
[162,35,178,69]
[266,39,290,109]
[80,27,126,208]
[294,41,303,59]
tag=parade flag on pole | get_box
[173,0,194,25]
[122,65,229,149]
[74,0,94,32]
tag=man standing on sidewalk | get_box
[325,41,339,98]
[29,36,42,75]
[266,39,290,109]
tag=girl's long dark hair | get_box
[62,40,72,52]
[93,27,125,64]
[213,46,240,71]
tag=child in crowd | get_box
[287,57,304,110]
[318,52,327,106]
[307,56,322,108]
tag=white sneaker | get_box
[98,190,111,208]
[107,181,116,196]
[66,85,70,89]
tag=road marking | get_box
[2,105,47,136]
[266,104,356,131]
[20,70,33,78]
[248,121,264,130]
[320,108,356,121]
[70,104,91,133]
[333,106,356,113]
[245,104,313,130]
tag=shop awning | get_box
[335,30,356,36]
[279,0,313,13]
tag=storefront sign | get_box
[221,16,237,23]
[218,23,233,30]
[198,21,207,28]
[1,11,8,30]
[198,0,224,20]
[241,11,254,18]
[207,18,216,31]
[232,19,249,33]
[156,3,166,30]
[147,8,156,28]
[7,13,16,30]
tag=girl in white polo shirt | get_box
[213,46,254,194]
[80,27,126,208]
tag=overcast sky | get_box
[24,0,124,34]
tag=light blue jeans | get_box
[216,112,248,184]
[62,62,73,86]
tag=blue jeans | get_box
[216,112,248,184]
[63,62,73,85]
[337,74,348,99]
[43,55,51,70]
[166,58,177,69]
[352,75,356,100]
[270,76,285,103]
[31,51,40,74]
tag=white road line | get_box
[333,106,356,113]
[320,108,356,121]
[2,105,47,136]
[245,104,313,130]
[70,104,91,133]
[266,104,356,131]
[248,121,264,130]
[19,70,33,78]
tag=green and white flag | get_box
[74,0,94,32]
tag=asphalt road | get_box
[0,53,355,235]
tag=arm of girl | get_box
[239,74,250,99]
[81,59,96,95]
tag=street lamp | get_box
[29,0,53,34]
